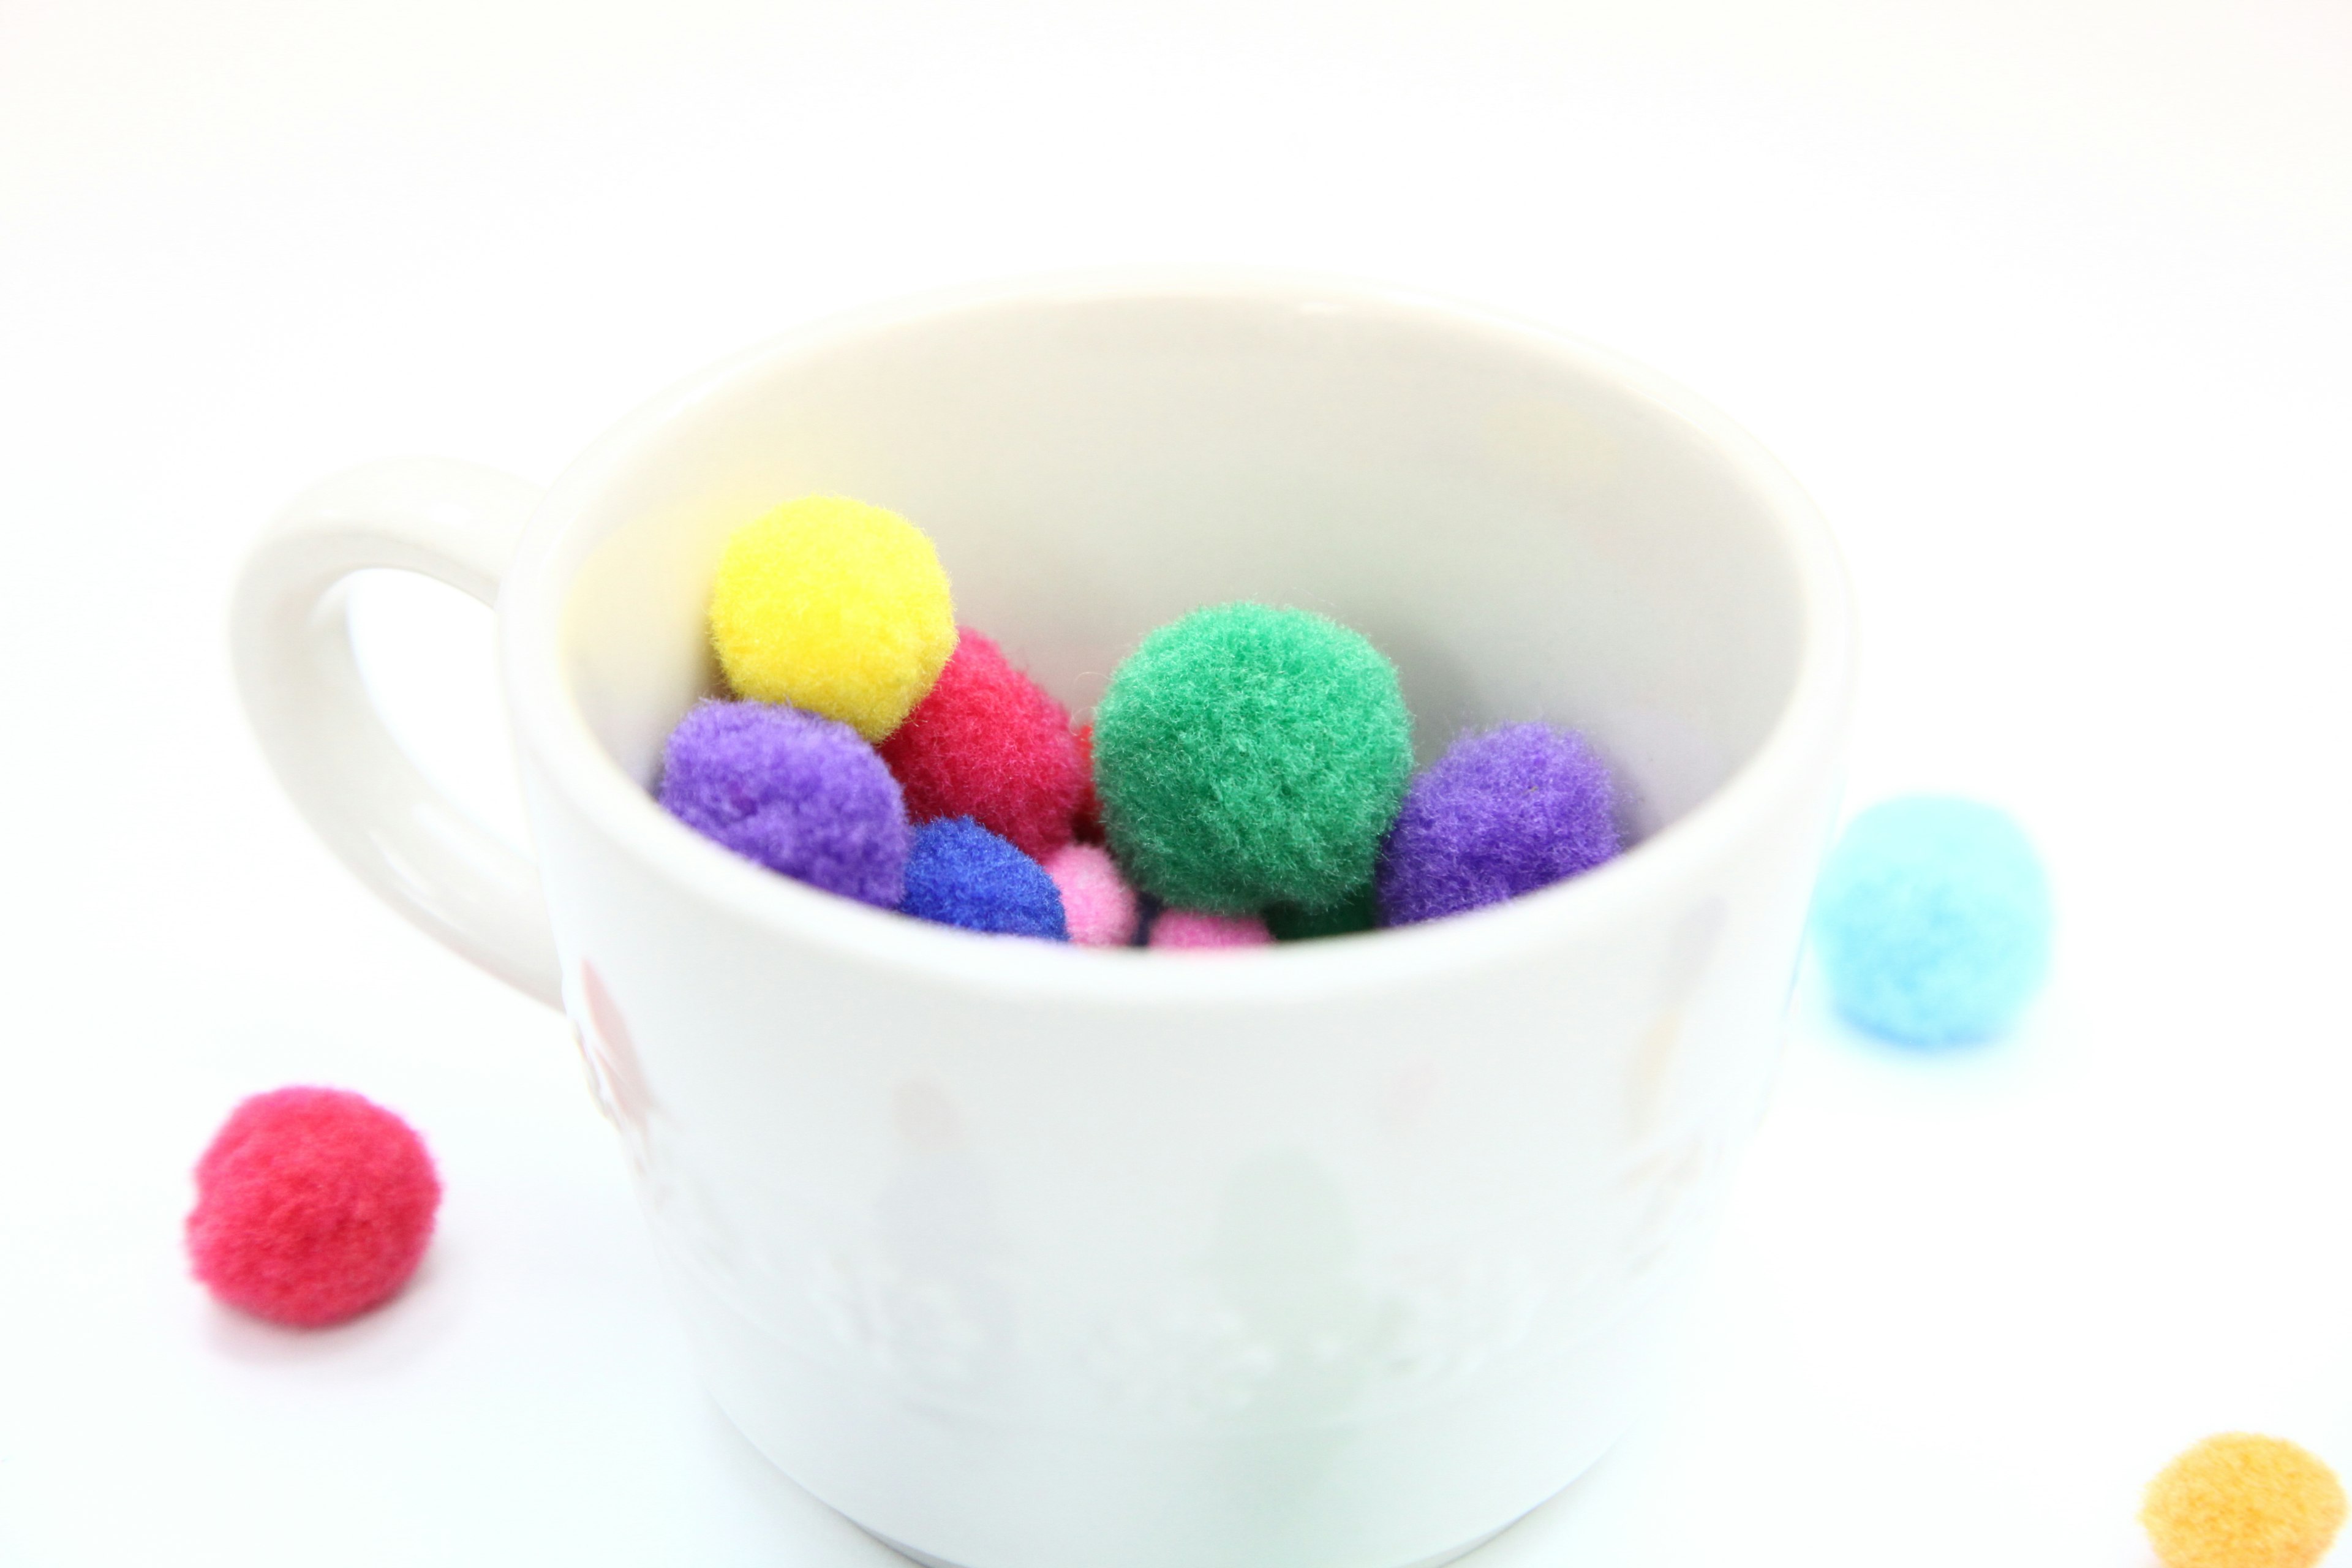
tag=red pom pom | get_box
[878,628,1087,859]
[1072,723,1104,844]
[186,1087,441,1328]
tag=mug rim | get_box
[499,266,1855,1008]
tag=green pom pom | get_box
[1095,604,1413,914]
[1267,883,1379,941]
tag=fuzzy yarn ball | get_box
[900,818,1069,939]
[1811,795,2051,1046]
[1378,723,1619,925]
[1094,603,1412,914]
[708,496,956,741]
[1149,908,1273,950]
[1267,884,1379,941]
[877,628,1087,859]
[186,1087,440,1328]
[658,699,910,908]
[1044,842,1139,947]
[2143,1434,2346,1568]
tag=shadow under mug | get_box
[232,270,1852,1568]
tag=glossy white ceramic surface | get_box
[233,271,1853,1568]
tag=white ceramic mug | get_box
[232,270,1853,1568]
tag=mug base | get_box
[676,1226,1686,1568]
[866,1515,1526,1568]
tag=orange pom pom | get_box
[2143,1434,2346,1568]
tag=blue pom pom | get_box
[1811,796,2050,1046]
[900,818,1069,940]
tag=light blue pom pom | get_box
[1811,796,2050,1046]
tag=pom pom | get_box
[658,699,910,907]
[186,1087,440,1328]
[1267,884,1378,941]
[2143,1434,2346,1568]
[708,496,956,741]
[1094,603,1412,914]
[1071,723,1104,843]
[900,818,1068,939]
[1044,842,1140,947]
[1150,909,1273,950]
[1379,723,1619,925]
[876,628,1087,859]
[1811,795,2051,1046]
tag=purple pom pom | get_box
[658,699,910,907]
[1378,723,1619,925]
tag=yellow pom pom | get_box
[2143,1434,2346,1568]
[709,496,956,741]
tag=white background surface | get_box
[4,2,2350,1563]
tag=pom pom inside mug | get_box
[560,290,1809,875]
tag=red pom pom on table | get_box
[878,627,1088,859]
[186,1087,441,1328]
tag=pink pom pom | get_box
[1045,843,1140,946]
[1150,908,1273,951]
[186,1087,441,1328]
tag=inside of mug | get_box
[558,284,1807,850]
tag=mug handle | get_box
[230,457,564,1008]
